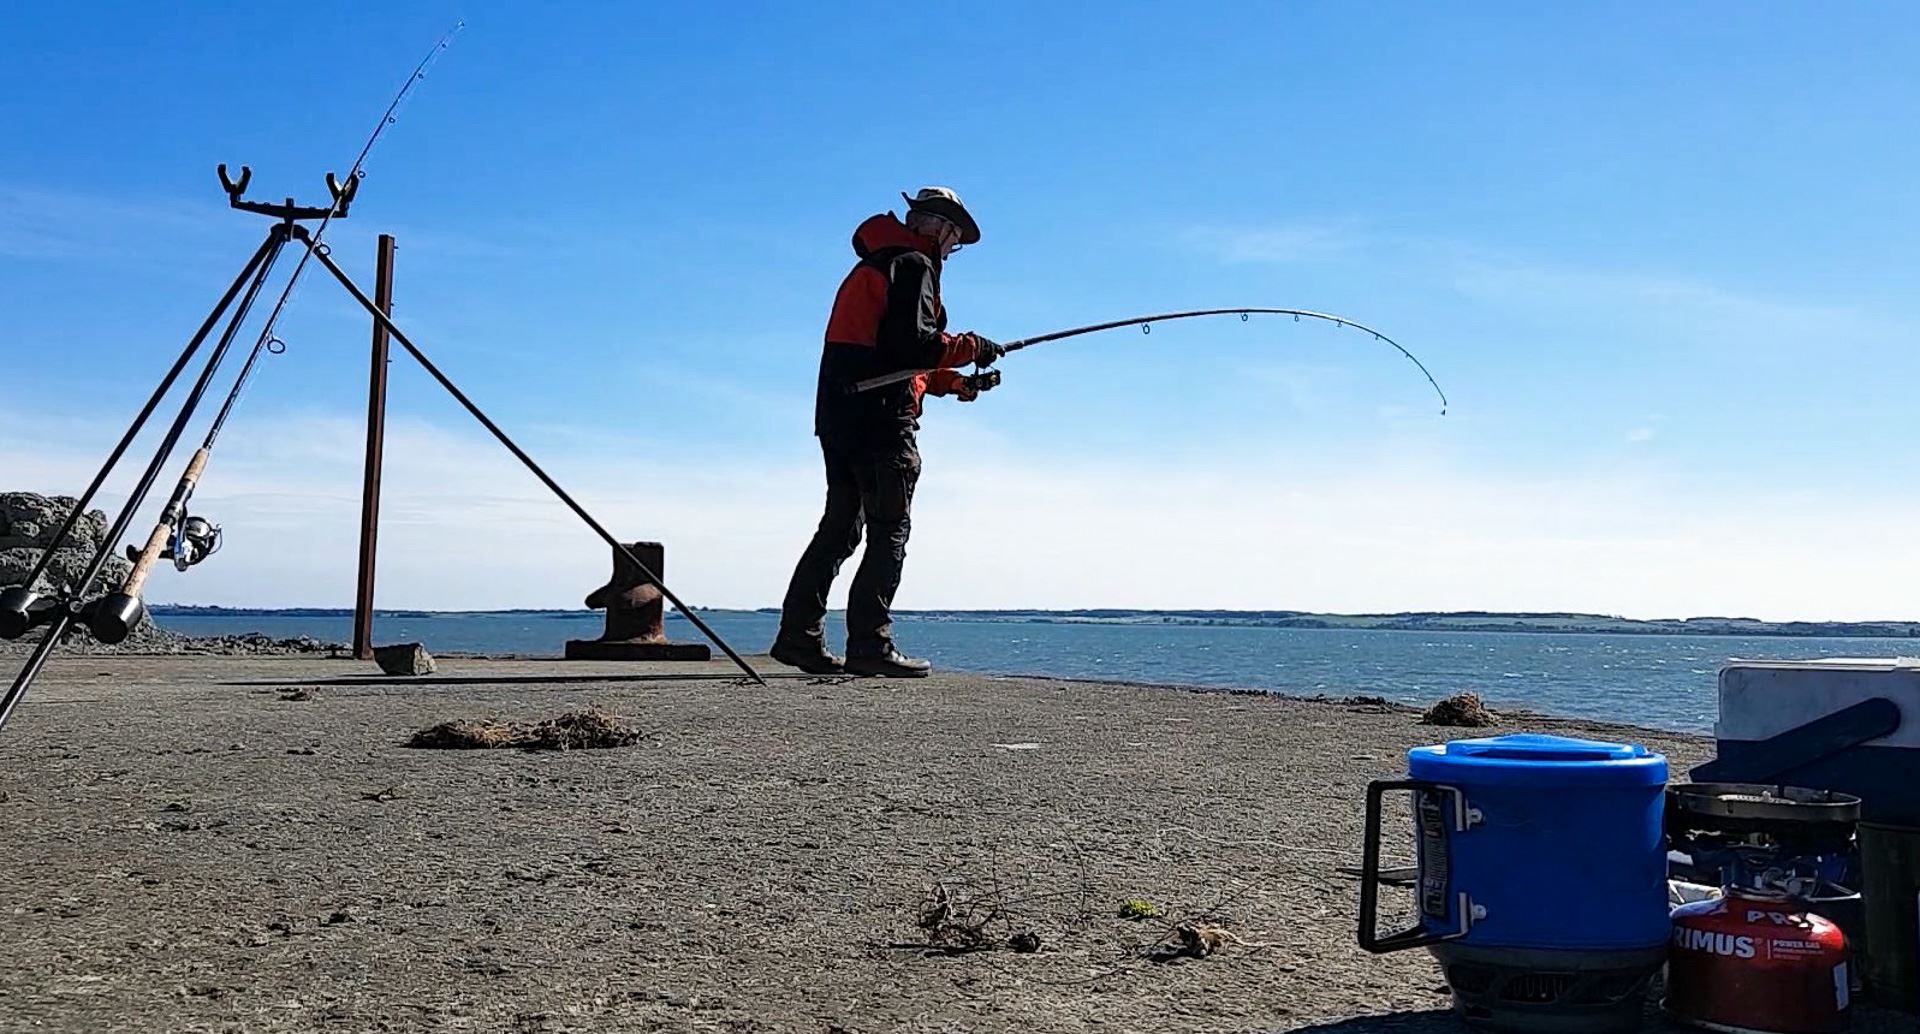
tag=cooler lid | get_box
[1446,733,1648,762]
[1408,733,1668,787]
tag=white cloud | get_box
[5,406,1920,623]
[1627,426,1657,444]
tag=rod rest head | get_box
[0,586,37,640]
[87,592,146,645]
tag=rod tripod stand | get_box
[0,165,762,736]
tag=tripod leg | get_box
[298,234,766,685]
[5,228,284,602]
[0,612,73,734]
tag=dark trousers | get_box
[778,435,921,654]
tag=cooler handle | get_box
[1358,779,1476,955]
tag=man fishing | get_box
[770,186,1003,678]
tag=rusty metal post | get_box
[563,541,711,661]
[352,234,395,660]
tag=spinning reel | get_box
[125,514,220,571]
[168,515,223,571]
[961,367,1001,396]
[124,512,222,571]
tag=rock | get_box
[0,493,110,552]
[0,548,36,588]
[1,627,345,659]
[180,633,338,656]
[3,547,88,594]
[374,643,436,676]
[0,491,145,638]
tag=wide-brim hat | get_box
[902,186,981,245]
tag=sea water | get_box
[151,609,1920,733]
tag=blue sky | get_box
[5,3,1920,619]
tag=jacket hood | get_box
[851,212,939,261]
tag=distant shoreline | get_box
[148,605,1920,640]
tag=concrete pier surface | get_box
[0,655,1902,1032]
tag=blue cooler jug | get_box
[1358,733,1670,1033]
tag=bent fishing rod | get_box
[851,307,1449,415]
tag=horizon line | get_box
[142,603,1920,627]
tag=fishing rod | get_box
[0,229,289,712]
[0,28,468,736]
[0,231,283,646]
[50,23,767,686]
[89,23,464,644]
[850,307,1449,415]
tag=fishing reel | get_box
[123,514,222,571]
[962,368,1001,397]
[167,515,223,571]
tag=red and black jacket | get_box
[813,213,978,443]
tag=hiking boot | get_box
[844,645,932,678]
[769,634,845,675]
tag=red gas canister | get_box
[1665,888,1851,1034]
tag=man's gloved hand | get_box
[959,368,1001,402]
[968,333,1004,367]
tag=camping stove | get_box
[1665,783,1863,942]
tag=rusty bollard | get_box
[563,541,712,661]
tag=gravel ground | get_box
[0,654,1905,1033]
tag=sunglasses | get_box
[928,216,964,252]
